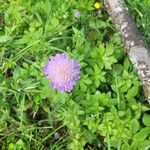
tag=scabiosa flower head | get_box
[74,11,81,18]
[43,53,80,93]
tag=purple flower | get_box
[43,53,80,93]
[74,11,81,18]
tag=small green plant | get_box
[0,0,150,149]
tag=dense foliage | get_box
[0,0,150,149]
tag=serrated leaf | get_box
[98,44,105,56]
[45,0,52,17]
[120,80,132,93]
[103,56,117,69]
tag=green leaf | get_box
[133,127,150,141]
[131,140,150,150]
[0,35,12,43]
[105,43,114,56]
[111,64,123,76]
[130,118,139,133]
[45,0,52,17]
[126,86,139,99]
[51,17,59,27]
[120,79,132,93]
[123,57,131,71]
[121,143,130,150]
[13,66,20,80]
[143,114,150,127]
[142,106,150,112]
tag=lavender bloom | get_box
[43,53,80,93]
[74,11,81,18]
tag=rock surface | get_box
[104,0,150,102]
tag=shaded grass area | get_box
[126,0,150,46]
